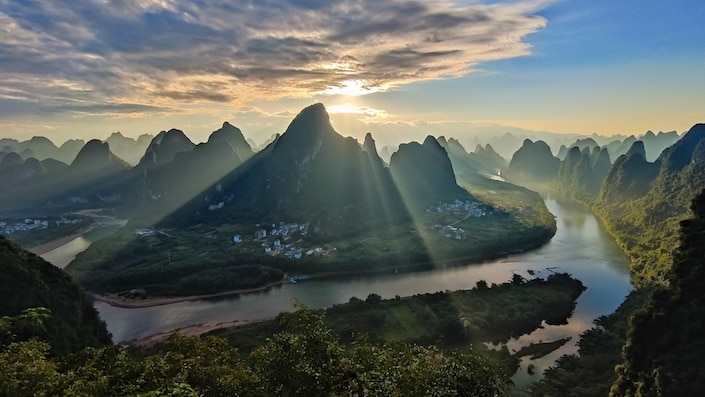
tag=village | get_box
[232,221,335,260]
[429,199,510,240]
[0,217,82,236]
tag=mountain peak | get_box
[362,132,376,152]
[658,123,705,172]
[71,139,110,169]
[273,103,336,156]
[285,103,334,137]
[625,141,646,159]
[138,129,196,168]
[208,122,253,161]
[162,129,192,145]
[422,135,443,150]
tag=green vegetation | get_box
[528,124,705,395]
[0,307,512,397]
[610,190,705,396]
[592,124,705,286]
[2,231,599,396]
[460,176,556,231]
[0,236,110,356]
[67,179,556,297]
[211,273,585,370]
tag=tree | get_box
[511,273,526,285]
[365,293,383,305]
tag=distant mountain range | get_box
[0,104,686,221]
[1,132,152,166]
[596,123,705,285]
[502,122,705,286]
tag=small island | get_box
[200,272,585,375]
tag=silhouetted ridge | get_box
[362,132,385,168]
[272,103,335,158]
[208,122,254,162]
[625,140,646,159]
[71,139,111,170]
[138,129,195,168]
[390,135,470,206]
[600,141,658,203]
[506,139,559,181]
[658,123,705,173]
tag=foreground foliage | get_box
[610,189,705,396]
[0,236,110,356]
[0,307,511,397]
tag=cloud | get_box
[0,0,550,117]
[328,104,390,119]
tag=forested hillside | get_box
[531,124,705,395]
[610,189,705,396]
[595,124,705,286]
[0,236,111,355]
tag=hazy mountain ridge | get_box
[436,137,507,181]
[0,139,132,209]
[0,133,154,166]
[506,139,560,181]
[105,132,153,165]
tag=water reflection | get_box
[40,220,126,268]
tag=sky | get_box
[1,0,704,146]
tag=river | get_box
[40,218,126,268]
[43,194,632,389]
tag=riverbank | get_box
[30,225,95,255]
[125,319,255,347]
[28,209,126,255]
[91,229,555,309]
[92,277,292,308]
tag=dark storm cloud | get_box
[0,0,549,114]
